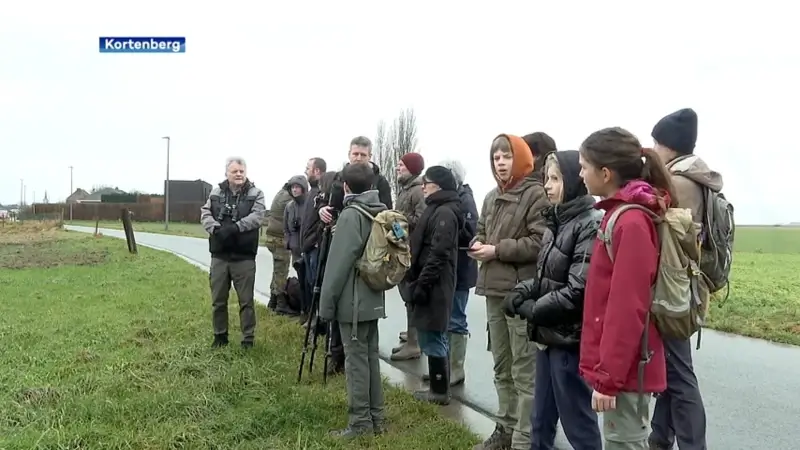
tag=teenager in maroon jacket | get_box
[577,127,675,450]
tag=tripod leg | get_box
[297,309,314,383]
[323,321,332,384]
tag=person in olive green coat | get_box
[319,163,387,439]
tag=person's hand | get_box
[217,222,238,240]
[470,244,497,262]
[411,282,428,305]
[470,241,483,251]
[319,206,334,224]
[517,300,536,321]
[591,390,616,412]
[503,291,525,317]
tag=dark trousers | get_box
[209,257,257,343]
[650,337,707,449]
[330,319,345,365]
[303,248,319,314]
[530,347,602,450]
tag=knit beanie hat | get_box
[423,166,457,192]
[651,108,698,155]
[400,152,425,176]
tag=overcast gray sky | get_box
[1,1,797,224]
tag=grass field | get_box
[0,223,479,449]
[707,226,800,345]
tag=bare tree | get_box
[374,108,419,198]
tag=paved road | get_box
[68,226,800,449]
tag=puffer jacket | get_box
[514,195,600,348]
[512,150,600,348]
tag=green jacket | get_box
[318,190,388,334]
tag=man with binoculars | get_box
[200,157,267,349]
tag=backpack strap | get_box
[347,204,375,222]
[598,203,661,415]
[599,203,659,262]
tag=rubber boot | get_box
[413,356,450,405]
[390,327,421,360]
[448,332,467,386]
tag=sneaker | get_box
[240,341,254,350]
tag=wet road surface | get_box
[68,226,800,449]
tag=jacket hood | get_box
[458,183,473,199]
[491,134,535,191]
[284,175,308,194]
[399,174,423,189]
[595,179,671,216]
[369,161,382,175]
[553,150,588,203]
[439,158,467,185]
[666,155,723,192]
[344,189,387,215]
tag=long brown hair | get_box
[579,127,676,206]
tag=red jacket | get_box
[579,180,668,396]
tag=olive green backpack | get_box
[600,204,712,349]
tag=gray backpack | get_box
[671,156,735,297]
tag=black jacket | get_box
[407,190,463,332]
[301,162,392,254]
[455,183,478,291]
[204,180,265,261]
[514,151,601,348]
[300,179,322,254]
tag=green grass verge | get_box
[0,230,479,449]
[67,220,207,239]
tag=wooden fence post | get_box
[121,208,138,254]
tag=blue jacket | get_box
[456,183,479,291]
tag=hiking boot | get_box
[373,423,388,435]
[448,332,468,386]
[648,438,673,450]
[275,294,297,316]
[413,356,450,405]
[472,424,512,450]
[390,328,421,360]
[267,294,278,311]
[398,331,408,342]
[329,427,372,439]
[326,359,345,376]
[240,341,254,350]
[211,334,228,348]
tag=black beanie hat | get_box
[424,166,457,192]
[651,108,698,155]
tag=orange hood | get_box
[491,134,534,191]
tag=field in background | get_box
[66,219,207,239]
[0,225,478,449]
[707,226,800,345]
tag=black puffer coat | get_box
[513,151,601,349]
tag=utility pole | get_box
[69,166,74,221]
[162,136,171,231]
[19,179,23,207]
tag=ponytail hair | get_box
[580,128,676,207]
[640,147,676,206]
